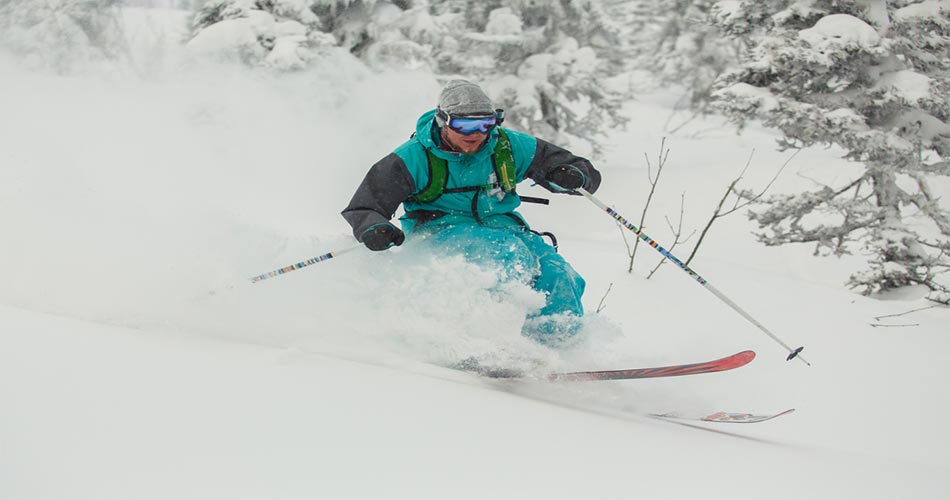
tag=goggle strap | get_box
[437,108,504,124]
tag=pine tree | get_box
[421,0,632,156]
[640,0,739,112]
[0,0,130,74]
[712,0,950,302]
[188,0,337,70]
[187,0,634,155]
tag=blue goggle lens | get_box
[449,116,497,135]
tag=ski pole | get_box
[578,188,809,366]
[249,244,362,283]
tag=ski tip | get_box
[653,407,796,424]
[711,350,755,372]
[734,350,756,366]
[701,407,797,423]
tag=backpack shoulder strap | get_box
[410,149,449,203]
[410,130,516,204]
[493,129,517,193]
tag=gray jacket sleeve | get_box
[526,138,602,194]
[341,153,417,240]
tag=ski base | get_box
[652,408,796,424]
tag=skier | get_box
[342,80,601,341]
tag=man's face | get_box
[443,126,488,154]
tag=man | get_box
[342,80,601,341]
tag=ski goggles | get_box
[439,110,499,135]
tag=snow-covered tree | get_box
[712,1,950,302]
[0,0,130,73]
[357,0,632,155]
[188,0,336,70]
[637,0,740,112]
[187,0,633,155]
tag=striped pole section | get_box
[579,188,809,366]
[249,244,362,283]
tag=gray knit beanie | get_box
[437,80,495,117]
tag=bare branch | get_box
[648,192,696,279]
[596,283,614,314]
[873,305,940,320]
[617,222,634,260]
[684,149,794,266]
[666,111,700,135]
[725,148,799,215]
[628,138,670,273]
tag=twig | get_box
[647,192,696,279]
[665,104,702,135]
[628,137,671,273]
[926,296,950,306]
[873,305,939,321]
[869,323,920,328]
[596,283,613,313]
[683,149,796,267]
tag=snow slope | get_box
[2,12,949,498]
[2,303,948,499]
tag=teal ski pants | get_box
[414,219,586,337]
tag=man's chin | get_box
[443,134,486,154]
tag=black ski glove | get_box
[545,165,586,191]
[360,223,405,251]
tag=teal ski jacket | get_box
[342,110,601,238]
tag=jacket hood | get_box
[414,109,499,161]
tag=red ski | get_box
[547,350,756,382]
